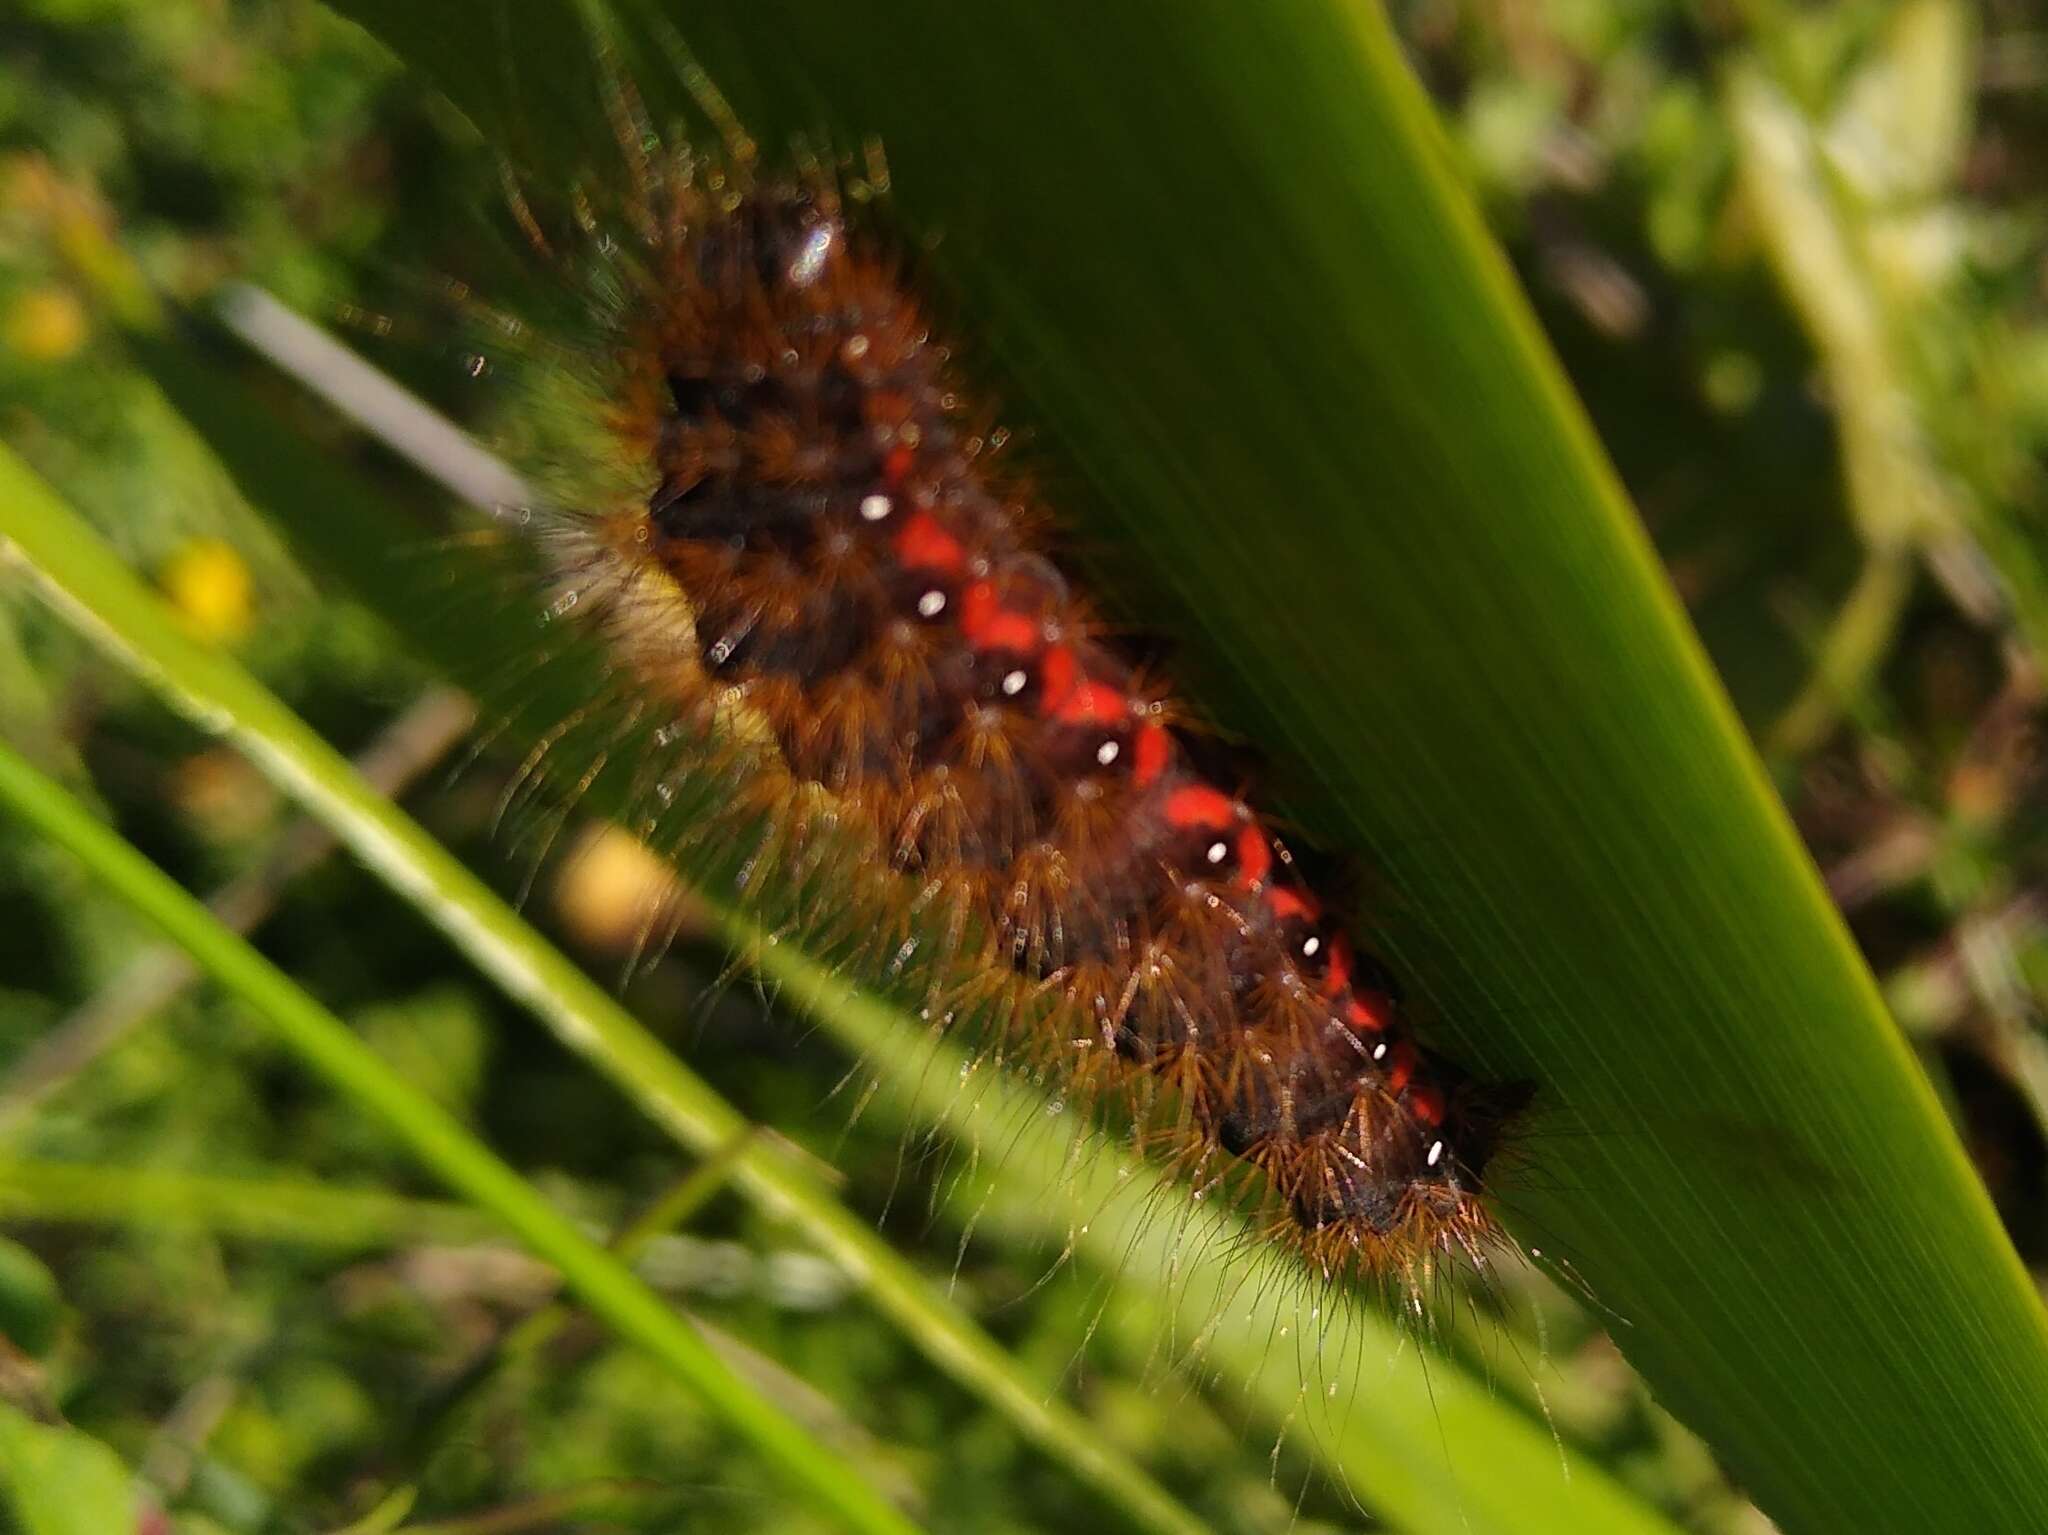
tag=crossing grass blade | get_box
[0,734,922,1535]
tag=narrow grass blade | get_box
[0,1160,499,1249]
[0,737,921,1535]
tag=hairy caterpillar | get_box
[479,130,1531,1301]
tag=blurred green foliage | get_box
[1,0,2045,1531]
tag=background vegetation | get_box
[2,1,2046,1532]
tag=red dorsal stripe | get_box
[957,582,1041,656]
[893,510,966,575]
[1343,992,1389,1033]
[1407,1080,1446,1128]
[959,580,999,636]
[979,612,1043,656]
[1235,826,1271,889]
[882,443,915,486]
[1265,886,1318,923]
[1163,783,1236,831]
[1037,645,1078,714]
[1322,935,1352,998]
[1053,681,1128,728]
[1133,723,1171,787]
[1384,1039,1417,1094]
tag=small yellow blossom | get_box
[553,823,698,955]
[160,536,256,645]
[4,286,88,362]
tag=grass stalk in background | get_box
[0,736,922,1535]
[1727,0,2048,741]
[0,685,476,1135]
[0,1160,498,1248]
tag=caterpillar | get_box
[495,139,1529,1296]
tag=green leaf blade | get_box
[0,1406,136,1535]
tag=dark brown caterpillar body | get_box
[552,168,1520,1280]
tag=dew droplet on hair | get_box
[787,222,835,286]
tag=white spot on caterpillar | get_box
[1372,1042,1389,1061]
[1427,1140,1445,1167]
[1001,669,1028,696]
[917,590,947,618]
[788,223,836,287]
[1301,936,1321,958]
[861,494,892,522]
[1205,840,1229,865]
[1096,740,1120,766]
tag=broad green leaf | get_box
[0,1403,136,1535]
[318,2,2048,1531]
